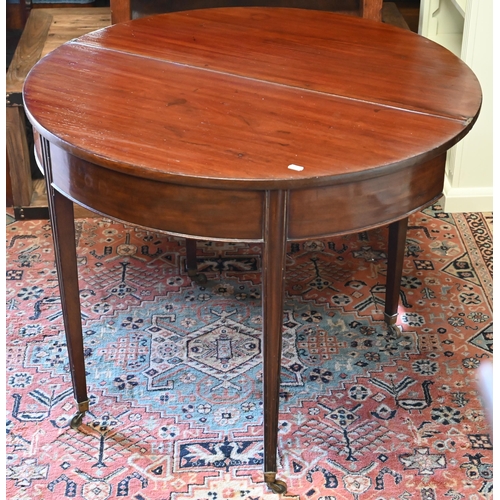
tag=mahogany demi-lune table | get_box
[23,7,481,494]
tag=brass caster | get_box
[267,479,287,494]
[187,269,207,285]
[70,411,85,429]
[388,323,402,337]
[193,272,207,285]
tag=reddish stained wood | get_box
[23,7,482,198]
[384,217,409,324]
[111,0,130,24]
[24,9,482,485]
[76,9,480,120]
[24,13,478,191]
[360,0,382,21]
[262,190,288,472]
[40,136,89,405]
[47,143,265,241]
[287,154,446,240]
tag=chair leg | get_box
[185,238,207,284]
[384,217,408,327]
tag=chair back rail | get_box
[110,0,383,24]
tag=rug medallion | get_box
[6,204,493,499]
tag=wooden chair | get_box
[110,0,384,24]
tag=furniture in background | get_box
[23,7,481,492]
[419,0,492,213]
[111,0,382,23]
[6,7,111,218]
[6,0,96,30]
[6,0,409,219]
[6,0,29,30]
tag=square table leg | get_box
[185,237,207,284]
[41,137,89,428]
[262,190,288,494]
[384,217,409,331]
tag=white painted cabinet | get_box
[419,0,493,213]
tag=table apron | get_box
[46,142,265,241]
[288,153,446,239]
[42,141,445,242]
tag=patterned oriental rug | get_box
[5,204,493,500]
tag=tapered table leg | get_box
[185,238,207,284]
[41,137,89,428]
[384,217,409,327]
[262,190,288,494]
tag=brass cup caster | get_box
[268,480,287,494]
[187,269,208,285]
[70,411,85,429]
[69,400,89,429]
[384,312,402,337]
[388,323,403,337]
[264,472,287,494]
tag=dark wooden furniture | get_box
[6,0,29,30]
[111,0,383,24]
[6,0,409,218]
[23,8,480,493]
[6,7,111,217]
[106,0,405,283]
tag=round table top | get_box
[23,7,481,190]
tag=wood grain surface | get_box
[24,10,482,485]
[23,8,481,191]
[7,8,110,95]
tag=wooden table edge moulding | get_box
[22,8,481,494]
